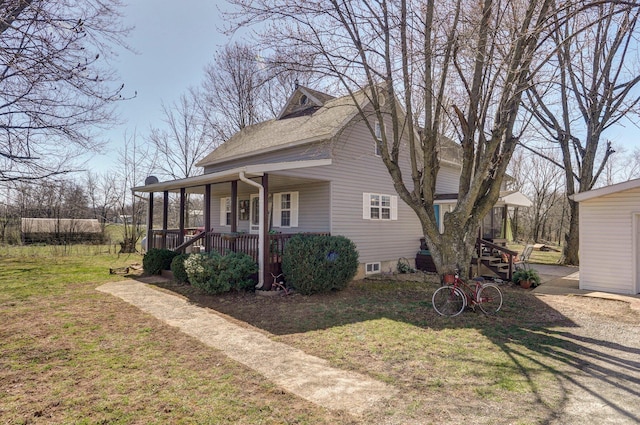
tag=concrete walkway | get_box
[96,279,397,417]
[532,264,640,311]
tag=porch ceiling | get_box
[132,159,332,194]
[497,190,533,208]
[434,191,532,207]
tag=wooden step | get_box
[480,256,501,263]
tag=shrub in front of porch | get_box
[143,248,179,275]
[184,251,257,294]
[170,253,190,283]
[282,235,359,295]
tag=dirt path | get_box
[96,280,397,417]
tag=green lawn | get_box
[0,243,594,424]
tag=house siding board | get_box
[209,181,331,234]
[326,119,423,265]
[436,164,460,194]
[578,187,640,294]
[273,182,330,233]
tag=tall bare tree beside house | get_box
[201,43,270,142]
[147,91,218,181]
[146,90,219,227]
[0,0,131,183]
[227,0,569,278]
[115,131,151,253]
[85,171,118,231]
[525,2,640,265]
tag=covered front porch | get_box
[133,160,331,289]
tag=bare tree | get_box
[85,171,118,230]
[525,151,564,242]
[601,143,640,185]
[526,2,640,265]
[201,43,270,142]
[227,0,562,277]
[114,131,150,253]
[147,91,218,181]
[0,0,131,182]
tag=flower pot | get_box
[519,279,532,289]
[443,274,456,284]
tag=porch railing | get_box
[208,232,330,276]
[148,228,204,253]
[149,229,329,276]
[476,238,518,280]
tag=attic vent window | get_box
[300,95,308,105]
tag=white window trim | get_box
[365,262,381,275]
[434,201,456,233]
[273,191,299,228]
[362,193,398,221]
[219,197,231,226]
[249,194,260,234]
[374,122,382,156]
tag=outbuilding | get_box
[573,178,640,295]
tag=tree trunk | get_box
[427,214,479,280]
[563,199,579,265]
[119,239,138,254]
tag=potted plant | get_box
[512,268,540,289]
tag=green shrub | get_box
[184,251,258,294]
[219,251,259,291]
[143,248,179,275]
[170,253,190,283]
[183,253,217,291]
[512,268,541,288]
[282,235,359,295]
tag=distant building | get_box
[21,218,104,244]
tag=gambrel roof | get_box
[197,86,463,168]
[197,87,364,167]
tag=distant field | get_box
[508,242,563,265]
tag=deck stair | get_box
[476,238,517,281]
[478,255,510,280]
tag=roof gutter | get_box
[238,171,265,289]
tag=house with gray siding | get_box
[134,86,528,287]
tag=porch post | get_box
[262,174,270,289]
[178,188,185,246]
[204,184,211,252]
[147,192,154,250]
[230,181,238,234]
[502,205,508,240]
[162,190,169,249]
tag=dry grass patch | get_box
[154,276,583,424]
[0,246,351,424]
[4,245,638,424]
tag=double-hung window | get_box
[273,192,299,228]
[219,197,232,226]
[362,193,398,220]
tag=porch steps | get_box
[479,255,510,280]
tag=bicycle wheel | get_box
[477,284,503,315]
[432,285,466,317]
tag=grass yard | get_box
[2,244,635,424]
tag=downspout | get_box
[238,171,265,289]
